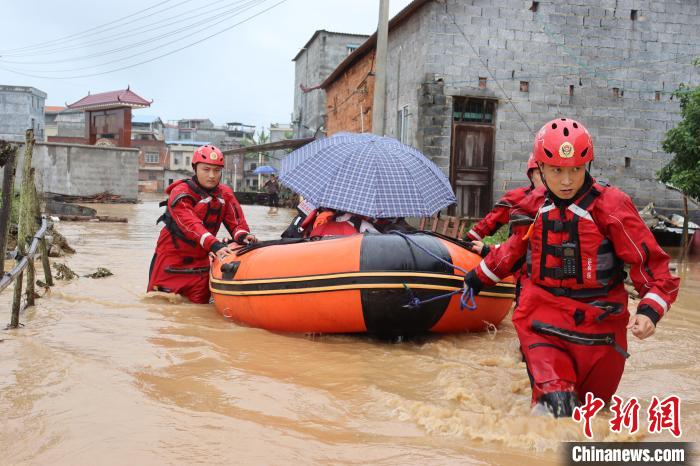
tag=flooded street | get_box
[1,200,698,465]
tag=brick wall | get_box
[320,0,700,219]
[324,51,376,135]
[414,0,700,218]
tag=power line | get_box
[0,0,264,73]
[0,0,288,80]
[0,0,186,54]
[0,0,241,61]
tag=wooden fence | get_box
[0,130,54,328]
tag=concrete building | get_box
[292,30,370,138]
[50,107,85,143]
[322,0,700,219]
[43,106,65,139]
[167,140,204,173]
[132,114,165,142]
[0,85,47,142]
[176,119,227,145]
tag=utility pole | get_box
[372,0,389,136]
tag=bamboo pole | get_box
[39,237,53,287]
[0,141,18,274]
[24,169,39,307]
[10,270,23,328]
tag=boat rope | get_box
[389,230,477,311]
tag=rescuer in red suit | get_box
[465,152,543,244]
[148,145,257,303]
[464,118,680,417]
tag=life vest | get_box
[157,179,226,248]
[526,183,625,299]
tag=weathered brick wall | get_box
[325,51,376,135]
[389,0,700,218]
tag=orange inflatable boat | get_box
[210,233,515,336]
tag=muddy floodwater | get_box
[1,201,698,465]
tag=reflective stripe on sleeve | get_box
[643,292,669,313]
[200,232,213,247]
[480,260,501,282]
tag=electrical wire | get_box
[0,0,287,80]
[0,0,247,61]
[0,0,264,73]
[0,0,187,54]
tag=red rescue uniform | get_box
[148,178,250,303]
[465,185,532,241]
[470,179,679,411]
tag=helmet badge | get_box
[559,141,575,159]
[210,153,218,160]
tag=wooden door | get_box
[450,124,494,218]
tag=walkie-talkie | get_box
[560,242,578,278]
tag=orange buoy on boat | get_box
[210,233,515,336]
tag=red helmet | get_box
[192,144,224,168]
[526,152,538,175]
[533,118,594,167]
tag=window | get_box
[453,97,495,123]
[250,163,257,170]
[625,157,631,168]
[149,173,158,181]
[185,156,190,165]
[631,9,638,20]
[478,77,487,89]
[145,153,160,164]
[655,91,661,101]
[346,44,359,55]
[174,155,181,165]
[396,105,410,144]
[612,87,620,97]
[529,1,539,12]
[520,81,529,92]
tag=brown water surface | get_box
[1,201,698,465]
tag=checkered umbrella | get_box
[252,165,277,175]
[280,132,456,218]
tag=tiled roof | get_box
[44,105,66,113]
[67,87,152,110]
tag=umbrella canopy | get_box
[252,165,277,175]
[280,132,455,218]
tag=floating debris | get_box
[47,229,75,257]
[53,263,78,280]
[84,267,113,279]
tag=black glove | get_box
[464,269,484,296]
[636,304,660,327]
[464,241,491,258]
[210,241,227,253]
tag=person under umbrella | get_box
[278,132,455,237]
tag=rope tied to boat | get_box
[389,231,477,311]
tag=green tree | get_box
[659,77,700,254]
[659,83,700,201]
